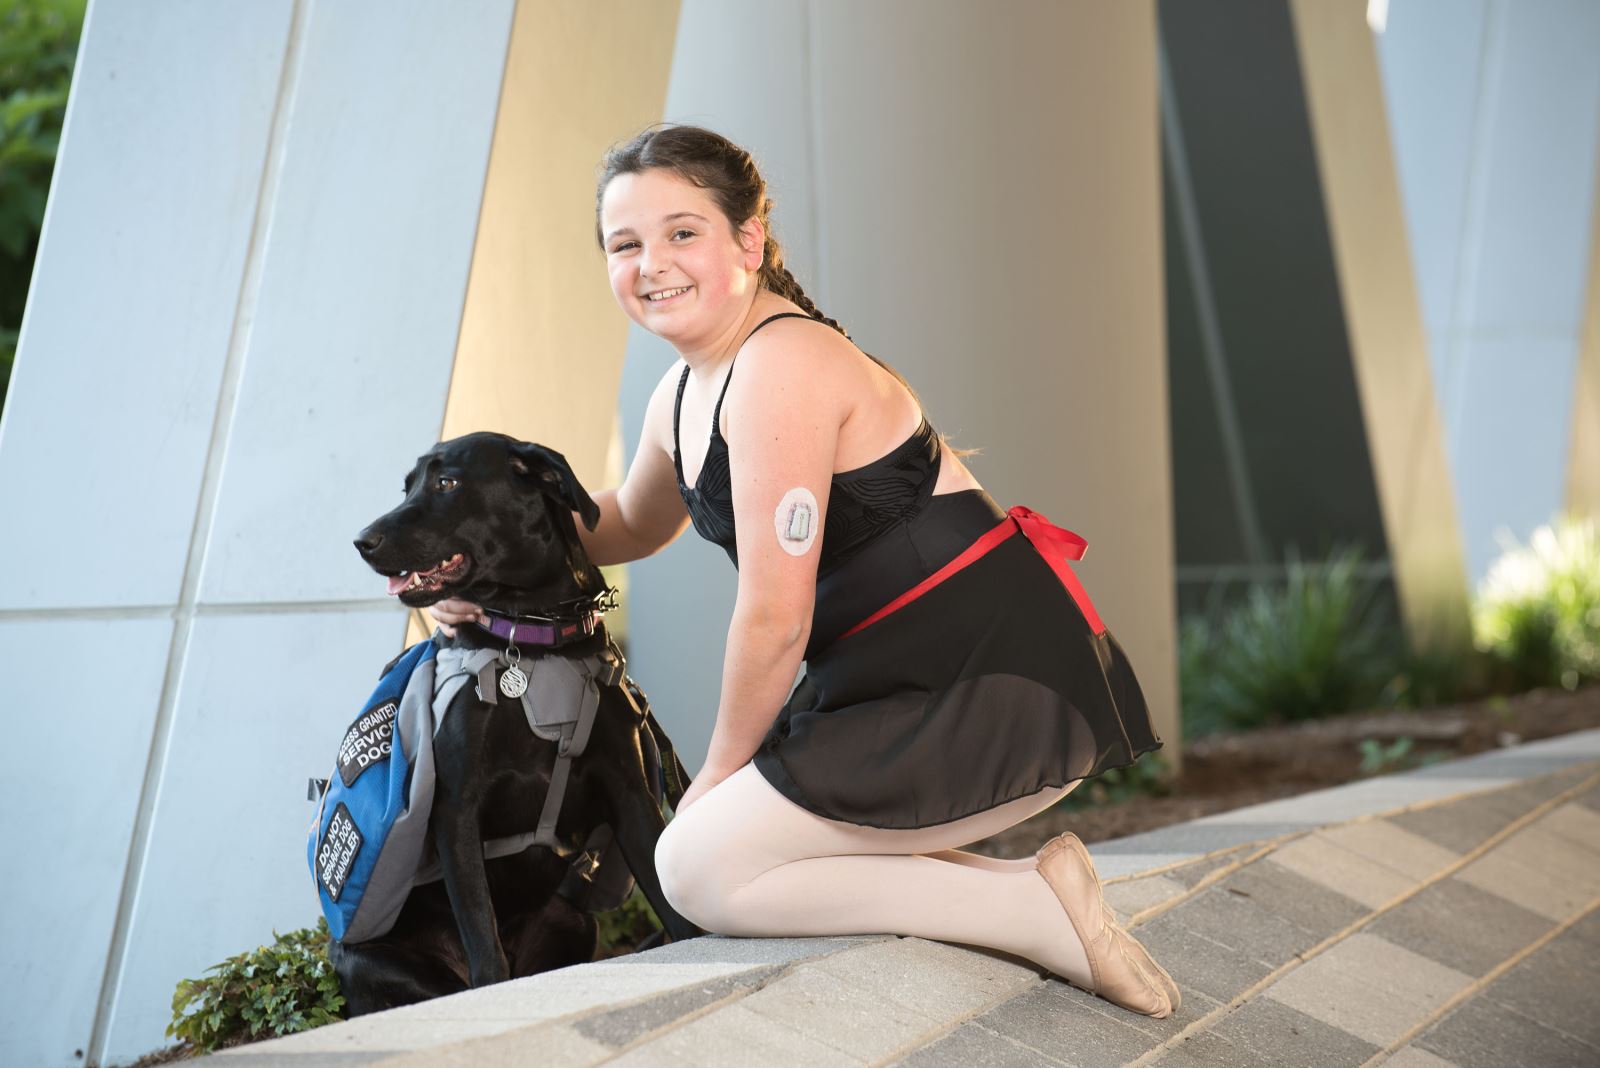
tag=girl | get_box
[432,124,1178,1018]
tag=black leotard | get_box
[672,312,942,577]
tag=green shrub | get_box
[1177,615,1232,740]
[1473,512,1600,692]
[167,919,344,1053]
[1179,544,1395,735]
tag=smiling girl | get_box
[432,124,1177,1018]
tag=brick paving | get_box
[214,729,1600,1066]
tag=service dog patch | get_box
[338,701,397,787]
[317,802,364,902]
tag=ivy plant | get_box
[167,919,344,1053]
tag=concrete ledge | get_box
[214,729,1600,1066]
[1092,727,1600,879]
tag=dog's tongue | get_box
[386,573,411,596]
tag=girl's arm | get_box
[577,366,693,566]
[694,322,850,783]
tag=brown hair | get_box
[596,124,979,462]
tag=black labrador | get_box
[337,430,699,1013]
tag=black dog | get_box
[336,431,699,1013]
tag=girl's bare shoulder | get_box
[639,358,690,458]
[737,313,869,411]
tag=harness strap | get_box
[533,660,603,848]
[474,657,500,713]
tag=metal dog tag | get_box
[499,664,528,698]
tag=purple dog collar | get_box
[474,587,617,648]
[478,612,596,646]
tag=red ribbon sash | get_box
[1008,505,1106,636]
[835,504,1107,642]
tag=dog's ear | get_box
[508,441,601,532]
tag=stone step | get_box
[215,728,1600,1067]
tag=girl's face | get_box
[600,168,763,346]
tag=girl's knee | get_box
[653,804,750,933]
[652,813,695,915]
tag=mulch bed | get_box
[969,683,1600,859]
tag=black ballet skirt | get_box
[673,311,1163,829]
[752,489,1164,828]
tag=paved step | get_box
[214,728,1600,1067]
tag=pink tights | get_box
[653,763,1093,986]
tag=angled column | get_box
[405,0,680,647]
[1567,162,1600,518]
[1289,0,1473,650]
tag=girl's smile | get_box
[641,284,694,306]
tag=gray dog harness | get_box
[432,637,624,851]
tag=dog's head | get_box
[354,432,601,610]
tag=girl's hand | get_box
[673,765,735,816]
[429,597,488,638]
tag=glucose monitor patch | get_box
[774,487,819,556]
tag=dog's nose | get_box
[354,530,384,557]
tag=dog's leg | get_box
[431,688,513,988]
[431,797,511,986]
[330,936,467,1016]
[488,845,598,977]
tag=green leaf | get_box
[166,920,345,1051]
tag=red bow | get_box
[1007,505,1106,635]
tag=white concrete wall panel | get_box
[1470,2,1600,329]
[0,1,294,610]
[0,618,174,1067]
[1374,0,1487,372]
[1455,335,1583,562]
[99,610,408,1064]
[1452,1,1600,580]
[196,1,515,606]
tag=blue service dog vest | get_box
[308,634,656,945]
[308,639,440,944]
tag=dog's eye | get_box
[435,476,458,492]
